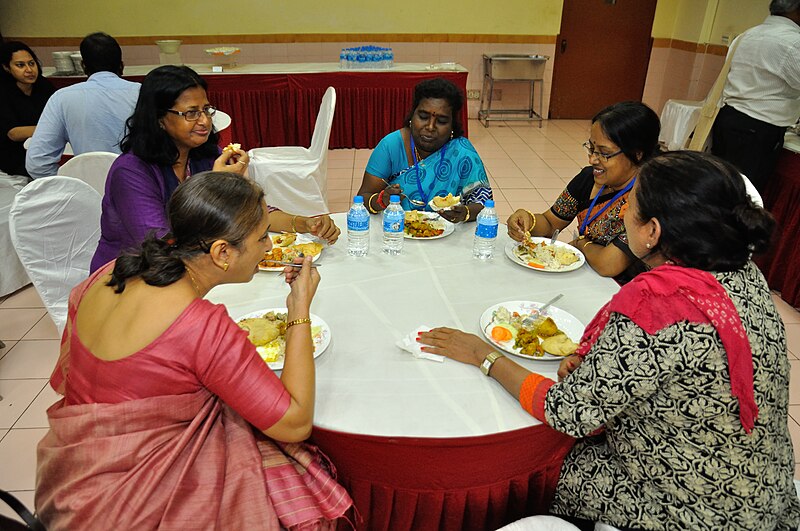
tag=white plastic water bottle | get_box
[347,196,370,257]
[473,200,498,260]
[382,195,404,255]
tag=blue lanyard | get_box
[410,136,447,209]
[578,177,635,236]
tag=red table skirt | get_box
[49,71,469,151]
[757,148,800,308]
[311,426,575,531]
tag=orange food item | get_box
[527,261,546,269]
[491,326,513,342]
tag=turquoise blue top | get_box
[365,130,493,211]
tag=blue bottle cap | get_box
[353,196,364,203]
[390,195,400,202]
[485,200,495,208]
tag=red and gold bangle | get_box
[377,190,387,209]
[367,194,379,214]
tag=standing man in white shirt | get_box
[25,32,140,179]
[711,0,800,193]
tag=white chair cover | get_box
[212,109,232,132]
[248,86,335,216]
[0,175,30,297]
[57,151,118,195]
[659,99,703,151]
[741,173,763,207]
[495,515,581,530]
[9,176,102,333]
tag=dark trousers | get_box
[710,104,786,194]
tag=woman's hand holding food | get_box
[507,209,535,242]
[213,145,249,175]
[418,327,494,367]
[283,255,320,318]
[557,354,583,381]
[438,204,469,223]
[297,215,340,244]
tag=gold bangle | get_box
[367,193,379,214]
[524,209,537,233]
[291,215,298,233]
[286,317,311,329]
[464,207,470,222]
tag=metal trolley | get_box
[478,54,549,127]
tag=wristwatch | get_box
[480,351,505,376]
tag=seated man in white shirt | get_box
[25,32,140,179]
[710,0,800,193]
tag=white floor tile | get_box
[0,489,35,524]
[14,385,59,429]
[0,428,49,490]
[0,380,48,429]
[21,315,59,341]
[0,340,60,379]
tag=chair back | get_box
[9,176,102,333]
[309,87,336,159]
[57,151,118,195]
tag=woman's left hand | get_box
[418,327,494,367]
[438,204,469,223]
[298,215,340,244]
[213,147,249,175]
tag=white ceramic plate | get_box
[259,233,322,271]
[479,300,584,361]
[403,212,455,240]
[205,47,241,56]
[236,308,330,371]
[504,238,585,273]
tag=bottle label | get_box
[475,220,498,238]
[347,217,369,231]
[383,213,404,233]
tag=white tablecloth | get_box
[207,213,619,438]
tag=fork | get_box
[521,293,563,327]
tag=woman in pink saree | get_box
[35,171,352,530]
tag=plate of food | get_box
[236,309,331,371]
[428,193,461,211]
[404,211,455,239]
[505,236,584,272]
[479,301,584,361]
[259,233,323,271]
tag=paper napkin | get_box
[396,326,445,362]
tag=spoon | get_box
[550,229,561,245]
[521,293,564,327]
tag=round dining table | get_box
[207,212,620,530]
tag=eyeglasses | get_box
[582,141,623,162]
[165,106,217,122]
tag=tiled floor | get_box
[2,119,799,522]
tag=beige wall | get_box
[0,0,565,37]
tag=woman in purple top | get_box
[91,66,340,272]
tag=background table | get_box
[757,132,800,308]
[207,213,620,530]
[46,63,469,151]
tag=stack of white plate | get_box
[52,51,75,74]
[70,52,83,74]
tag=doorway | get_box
[549,0,657,119]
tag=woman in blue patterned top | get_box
[356,78,492,223]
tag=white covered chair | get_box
[248,86,335,216]
[0,177,30,297]
[495,515,581,530]
[57,151,118,195]
[9,176,102,333]
[658,99,703,151]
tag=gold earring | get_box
[646,243,651,249]
[223,262,229,271]
[450,131,454,139]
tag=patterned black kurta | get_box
[546,262,800,530]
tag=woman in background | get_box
[422,152,800,530]
[0,41,54,179]
[91,65,339,272]
[356,77,492,222]
[506,101,660,283]
[37,171,352,529]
